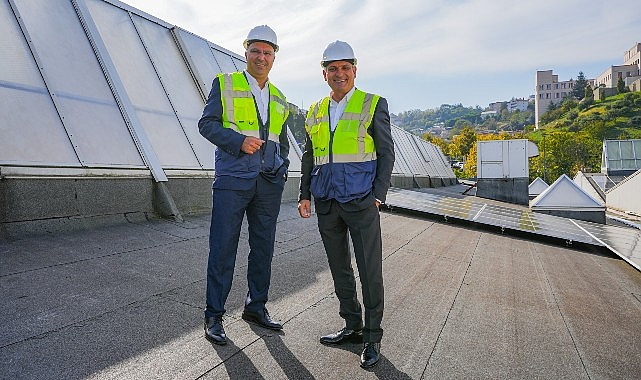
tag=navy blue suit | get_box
[199,74,290,318]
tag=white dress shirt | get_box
[329,87,356,132]
[244,70,270,124]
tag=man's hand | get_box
[298,200,311,218]
[241,136,264,154]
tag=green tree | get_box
[617,77,628,94]
[448,126,476,160]
[421,133,449,156]
[572,71,588,100]
[288,106,307,147]
[584,84,593,100]
[529,130,600,183]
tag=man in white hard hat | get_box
[199,25,291,345]
[298,40,395,368]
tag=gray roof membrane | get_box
[385,187,641,271]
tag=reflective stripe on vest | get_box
[305,89,379,165]
[219,72,288,142]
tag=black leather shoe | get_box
[360,342,380,368]
[204,316,227,345]
[242,308,283,330]
[319,327,363,345]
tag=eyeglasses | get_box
[325,64,353,73]
[248,48,274,58]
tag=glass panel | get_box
[173,28,222,97]
[286,131,301,173]
[0,87,78,165]
[634,140,641,158]
[211,47,238,73]
[0,1,77,165]
[86,0,199,168]
[0,3,44,87]
[132,15,213,169]
[620,140,633,159]
[8,0,142,167]
[621,159,637,169]
[607,141,621,161]
[232,56,246,71]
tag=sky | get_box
[123,0,641,115]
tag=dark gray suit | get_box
[299,96,395,343]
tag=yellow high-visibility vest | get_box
[305,89,379,165]
[218,72,288,142]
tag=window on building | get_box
[546,84,551,90]
[555,93,559,98]
[546,93,550,99]
[554,84,559,89]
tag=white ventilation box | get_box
[477,139,539,178]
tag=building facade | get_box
[507,98,530,112]
[594,64,639,88]
[534,70,577,129]
[624,43,641,67]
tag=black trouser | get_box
[317,199,384,343]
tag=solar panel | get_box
[385,188,641,271]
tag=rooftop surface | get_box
[2,186,641,379]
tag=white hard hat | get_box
[321,40,357,67]
[243,25,278,52]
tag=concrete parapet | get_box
[413,175,432,188]
[476,177,529,205]
[534,209,606,224]
[0,174,304,238]
[391,175,416,189]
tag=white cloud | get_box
[124,0,641,111]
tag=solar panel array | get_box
[385,188,641,271]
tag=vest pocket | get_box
[342,162,375,196]
[233,103,256,127]
[310,166,330,200]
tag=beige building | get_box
[487,101,504,113]
[628,77,641,92]
[534,70,583,129]
[594,43,641,94]
[594,64,639,88]
[535,43,641,129]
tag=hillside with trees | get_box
[395,102,534,137]
[394,104,483,134]
[419,91,641,183]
